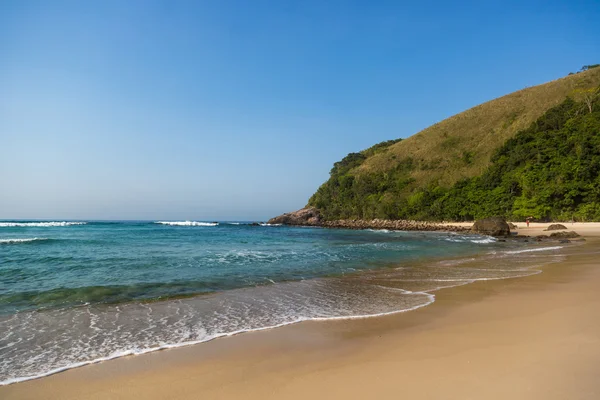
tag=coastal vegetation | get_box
[308,68,600,222]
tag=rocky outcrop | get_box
[549,231,580,239]
[268,210,470,232]
[545,224,568,231]
[535,231,583,241]
[471,217,511,237]
[319,219,468,232]
[267,207,322,226]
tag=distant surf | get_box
[0,238,48,244]
[0,222,86,227]
[155,221,219,226]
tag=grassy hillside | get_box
[308,67,600,221]
[361,67,600,187]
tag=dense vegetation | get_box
[345,66,600,203]
[309,89,600,222]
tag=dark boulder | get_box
[471,217,511,237]
[545,224,568,231]
[549,231,580,239]
[267,207,322,226]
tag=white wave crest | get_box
[445,235,496,244]
[259,223,282,226]
[505,246,563,254]
[155,221,219,227]
[0,222,86,227]
[471,237,497,244]
[0,238,46,244]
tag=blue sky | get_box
[1,0,599,220]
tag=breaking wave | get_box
[0,222,86,227]
[155,221,219,227]
[0,238,48,244]
[444,235,497,244]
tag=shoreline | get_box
[3,223,600,399]
[267,213,596,239]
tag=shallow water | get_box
[0,221,567,384]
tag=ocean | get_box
[0,220,567,385]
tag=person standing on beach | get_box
[526,217,530,227]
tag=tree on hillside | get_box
[581,64,600,72]
[572,87,600,113]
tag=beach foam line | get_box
[434,257,477,267]
[504,246,563,254]
[0,291,435,386]
[0,222,86,227]
[388,269,542,283]
[155,221,219,227]
[0,238,47,244]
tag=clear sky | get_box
[1,0,599,221]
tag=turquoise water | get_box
[0,221,566,384]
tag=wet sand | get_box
[3,223,600,399]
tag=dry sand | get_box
[3,223,600,400]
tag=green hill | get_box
[307,67,600,222]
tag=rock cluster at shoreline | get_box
[267,207,469,232]
[267,208,586,242]
[319,219,470,232]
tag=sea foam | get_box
[504,246,563,254]
[445,235,497,244]
[155,221,219,227]
[0,238,46,244]
[0,222,86,227]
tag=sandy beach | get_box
[3,223,600,400]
